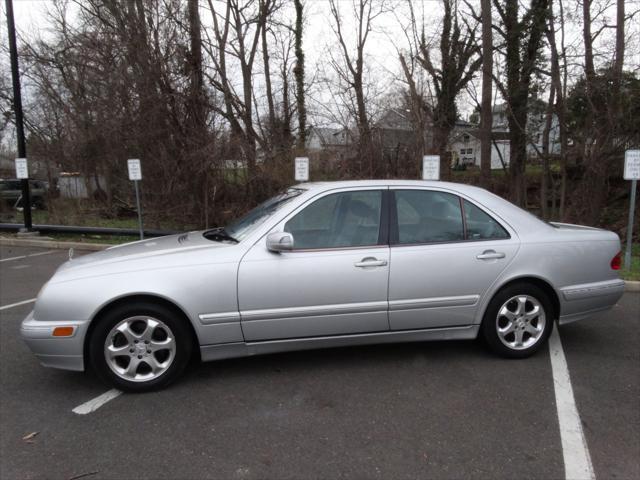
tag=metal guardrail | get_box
[0,223,180,237]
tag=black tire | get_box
[89,301,193,393]
[481,282,554,358]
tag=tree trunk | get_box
[548,0,568,220]
[261,14,276,142]
[480,0,493,188]
[293,0,306,150]
[611,0,625,143]
[541,82,555,219]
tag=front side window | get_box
[394,190,464,244]
[463,200,509,240]
[284,190,382,249]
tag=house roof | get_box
[451,128,510,142]
[308,127,350,147]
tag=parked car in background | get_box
[21,180,625,392]
[0,178,47,208]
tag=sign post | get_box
[14,157,33,224]
[624,150,640,270]
[127,159,144,240]
[295,157,309,182]
[422,155,440,180]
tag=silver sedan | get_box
[21,180,625,392]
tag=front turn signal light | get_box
[52,326,75,337]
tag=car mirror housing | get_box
[266,232,294,252]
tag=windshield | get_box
[211,188,305,242]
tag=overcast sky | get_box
[6,0,640,129]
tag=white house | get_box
[492,103,560,158]
[449,129,510,170]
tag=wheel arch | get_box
[83,294,201,367]
[483,276,561,321]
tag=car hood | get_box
[57,231,231,272]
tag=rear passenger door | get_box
[388,188,519,330]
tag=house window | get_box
[467,148,473,155]
[460,149,466,154]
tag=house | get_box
[306,127,352,153]
[491,102,560,158]
[449,129,510,170]
[371,109,421,162]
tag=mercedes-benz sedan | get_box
[21,180,625,392]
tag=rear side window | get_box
[463,200,509,240]
[394,190,464,244]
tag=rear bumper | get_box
[559,279,625,325]
[20,311,87,371]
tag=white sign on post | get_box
[624,150,640,180]
[127,159,142,181]
[422,155,440,180]
[15,158,29,179]
[295,157,309,182]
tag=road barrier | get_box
[0,223,179,237]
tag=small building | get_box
[306,127,352,154]
[449,130,510,170]
[58,172,106,199]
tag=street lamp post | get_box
[5,0,33,231]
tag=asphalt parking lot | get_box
[1,245,638,480]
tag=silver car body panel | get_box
[200,324,480,363]
[20,180,625,371]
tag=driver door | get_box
[238,188,390,341]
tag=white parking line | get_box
[0,250,56,263]
[72,389,122,415]
[0,298,36,311]
[549,327,595,480]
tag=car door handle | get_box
[476,250,506,260]
[354,257,388,268]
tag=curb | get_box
[625,281,640,292]
[0,237,109,251]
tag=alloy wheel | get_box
[103,316,176,382]
[495,295,546,351]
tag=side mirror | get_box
[266,231,294,252]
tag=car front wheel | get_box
[89,302,193,392]
[482,283,554,358]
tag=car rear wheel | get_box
[89,302,193,392]
[482,283,554,358]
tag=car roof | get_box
[292,179,551,236]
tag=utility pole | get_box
[6,0,33,231]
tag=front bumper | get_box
[20,311,88,371]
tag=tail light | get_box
[611,251,622,270]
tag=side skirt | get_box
[199,324,479,363]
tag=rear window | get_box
[463,200,510,240]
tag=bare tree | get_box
[328,0,386,176]
[493,0,549,206]
[293,0,306,150]
[416,0,481,180]
[479,0,493,187]
[203,0,273,189]
[545,0,569,219]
